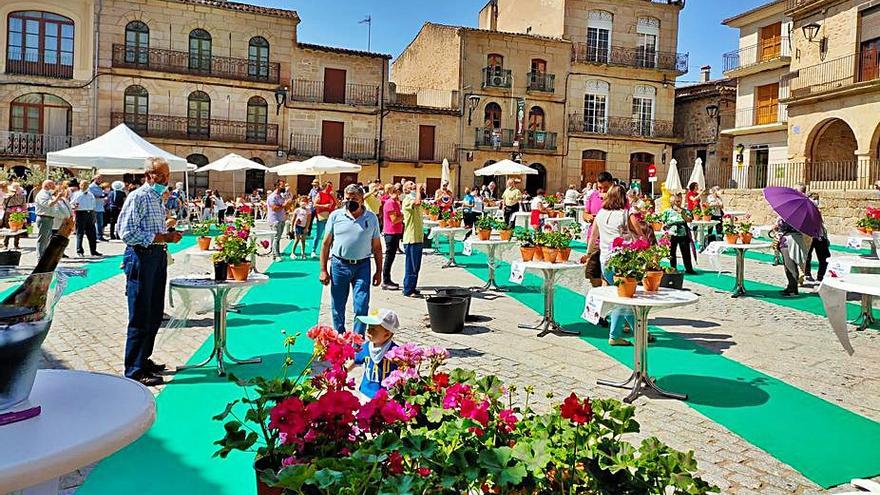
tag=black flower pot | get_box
[213,261,228,282]
[661,271,684,290]
[426,296,467,334]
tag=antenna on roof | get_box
[359,15,372,52]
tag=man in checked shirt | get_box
[117,157,183,386]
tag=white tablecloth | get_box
[818,274,880,355]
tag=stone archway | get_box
[526,163,546,196]
[807,118,858,182]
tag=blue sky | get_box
[255,0,770,84]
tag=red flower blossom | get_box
[324,341,355,367]
[432,372,450,390]
[269,397,307,440]
[560,393,592,424]
[442,382,472,410]
[468,426,485,437]
[381,399,416,424]
[387,450,404,475]
[460,398,489,427]
[498,409,518,433]
[417,467,432,477]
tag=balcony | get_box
[110,44,280,84]
[110,113,278,145]
[0,131,88,158]
[723,37,791,76]
[526,72,556,93]
[287,134,377,161]
[523,130,557,151]
[382,140,457,162]
[482,67,512,89]
[568,114,675,139]
[388,85,458,109]
[781,53,880,101]
[474,128,516,148]
[5,47,73,79]
[289,80,379,106]
[571,44,689,75]
[731,106,788,129]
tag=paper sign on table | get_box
[847,236,866,249]
[582,292,601,324]
[462,239,473,256]
[509,261,526,285]
[828,259,851,277]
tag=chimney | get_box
[700,65,711,83]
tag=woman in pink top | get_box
[381,189,404,290]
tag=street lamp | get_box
[705,104,719,119]
[802,21,827,60]
[274,86,288,115]
[466,94,481,126]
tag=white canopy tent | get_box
[664,159,684,193]
[687,157,706,190]
[45,123,188,173]
[473,160,538,177]
[272,155,362,176]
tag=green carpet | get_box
[443,242,880,488]
[77,245,321,495]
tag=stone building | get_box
[721,0,792,189]
[672,66,737,189]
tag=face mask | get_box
[346,200,360,213]
[151,183,168,195]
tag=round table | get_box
[422,220,440,230]
[0,370,155,494]
[430,227,471,268]
[515,261,584,336]
[590,287,699,403]
[690,220,719,249]
[468,238,515,291]
[721,242,773,297]
[819,274,880,352]
[170,274,269,375]
[827,256,880,330]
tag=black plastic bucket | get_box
[661,272,684,289]
[213,261,229,282]
[436,288,472,319]
[0,251,22,266]
[426,296,467,334]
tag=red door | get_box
[426,178,441,197]
[321,121,344,158]
[296,175,315,194]
[629,153,654,192]
[323,68,347,104]
[418,125,435,161]
[861,39,880,82]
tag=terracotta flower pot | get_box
[438,220,448,228]
[542,247,558,263]
[229,262,251,281]
[499,230,513,241]
[702,215,712,221]
[616,277,638,298]
[652,222,663,231]
[725,233,740,244]
[430,214,439,221]
[642,270,663,292]
[533,246,544,261]
[254,456,283,495]
[520,246,535,262]
[197,236,212,250]
[8,220,24,231]
[740,232,753,244]
[858,227,868,234]
[478,229,492,241]
[558,247,571,262]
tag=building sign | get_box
[516,98,525,138]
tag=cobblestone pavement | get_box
[21,230,879,494]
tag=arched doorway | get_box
[526,163,546,196]
[629,152,654,191]
[581,150,606,187]
[808,118,858,182]
[245,158,266,194]
[187,153,209,195]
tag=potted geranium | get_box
[438,210,449,228]
[214,224,256,281]
[642,234,671,292]
[426,204,441,221]
[606,237,651,297]
[7,206,27,232]
[544,195,559,218]
[514,227,536,261]
[538,231,558,263]
[448,210,463,228]
[193,220,213,250]
[498,221,514,241]
[722,215,739,244]
[858,206,880,234]
[739,214,754,244]
[556,228,575,262]
[475,215,495,241]
[645,211,663,232]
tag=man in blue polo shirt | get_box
[319,184,383,335]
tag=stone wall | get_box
[564,0,682,52]
[721,188,877,235]
[391,24,461,92]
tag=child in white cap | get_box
[353,309,399,399]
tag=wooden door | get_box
[426,178,441,197]
[581,150,606,187]
[418,125,436,161]
[759,22,782,62]
[860,39,880,82]
[323,68,347,104]
[531,59,546,74]
[629,153,653,192]
[321,120,344,158]
[296,175,315,195]
[339,172,358,190]
[755,83,779,125]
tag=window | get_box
[484,102,501,129]
[527,106,545,131]
[124,21,149,65]
[530,58,546,74]
[636,17,660,69]
[187,153,210,191]
[6,11,74,78]
[188,29,211,72]
[10,93,71,135]
[755,83,779,125]
[246,96,268,142]
[860,6,880,82]
[187,91,211,138]
[245,165,265,194]
[583,80,609,133]
[586,10,612,63]
[248,36,269,79]
[632,86,656,137]
[123,85,149,133]
[487,53,504,68]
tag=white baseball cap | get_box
[356,309,399,333]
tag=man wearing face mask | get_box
[117,157,184,386]
[319,184,383,335]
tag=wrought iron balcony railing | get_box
[571,43,688,74]
[289,79,379,106]
[474,128,516,148]
[111,113,278,145]
[287,134,377,161]
[5,47,73,79]
[111,44,280,84]
[723,37,791,73]
[526,72,555,93]
[781,52,880,100]
[382,140,457,162]
[568,114,675,139]
[0,131,88,158]
[482,67,512,89]
[523,130,557,151]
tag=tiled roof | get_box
[425,22,569,44]
[171,0,299,20]
[721,0,785,25]
[297,42,392,60]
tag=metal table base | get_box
[597,305,687,403]
[517,268,578,336]
[479,243,508,292]
[176,286,261,376]
[442,235,459,268]
[852,293,876,331]
[731,250,748,298]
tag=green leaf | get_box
[402,435,436,459]
[511,439,552,474]
[273,464,317,490]
[211,400,239,421]
[211,421,257,458]
[312,469,344,489]
[426,406,445,424]
[379,475,415,495]
[498,463,527,486]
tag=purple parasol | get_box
[763,187,824,238]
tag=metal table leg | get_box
[731,250,747,298]
[853,293,876,331]
[250,251,260,274]
[518,269,578,336]
[442,235,458,268]
[598,306,687,403]
[480,245,507,292]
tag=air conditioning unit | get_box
[491,75,506,87]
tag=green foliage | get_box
[514,227,534,247]
[476,215,497,231]
[192,220,213,237]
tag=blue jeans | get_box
[311,219,327,254]
[403,243,424,296]
[95,211,105,238]
[123,245,168,377]
[601,264,634,340]
[330,257,371,335]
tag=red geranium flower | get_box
[432,372,450,390]
[269,397,307,440]
[417,467,432,477]
[387,450,404,475]
[560,393,592,424]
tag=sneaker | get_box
[131,372,164,387]
[403,292,423,299]
[383,281,400,290]
[310,252,318,259]
[91,252,103,257]
[608,338,632,347]
[805,275,815,282]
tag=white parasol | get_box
[441,158,451,184]
[664,159,684,193]
[272,155,362,176]
[688,157,706,190]
[474,159,537,176]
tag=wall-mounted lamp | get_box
[466,94,481,126]
[735,143,745,164]
[274,86,288,115]
[802,21,828,60]
[705,104,719,119]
